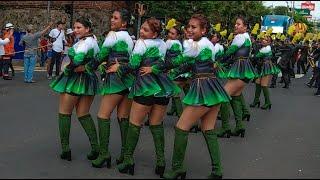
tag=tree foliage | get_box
[141,1,271,31]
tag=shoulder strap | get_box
[55,30,62,39]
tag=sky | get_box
[262,1,320,20]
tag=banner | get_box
[301,1,315,11]
[294,8,311,15]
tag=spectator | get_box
[19,22,53,83]
[60,28,74,72]
[47,21,66,80]
[2,23,15,80]
[39,35,49,67]
[0,27,13,78]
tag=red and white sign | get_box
[301,1,315,11]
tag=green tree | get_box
[141,1,270,31]
[272,6,289,15]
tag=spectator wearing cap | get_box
[0,27,13,78]
[61,28,75,72]
[19,22,53,83]
[2,23,15,80]
[47,21,66,80]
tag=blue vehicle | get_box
[260,15,294,34]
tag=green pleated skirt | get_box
[50,72,99,96]
[183,77,231,106]
[226,58,257,80]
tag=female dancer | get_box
[107,17,180,177]
[218,16,256,138]
[90,9,134,168]
[163,14,230,179]
[50,17,100,161]
[250,36,280,110]
[144,19,185,126]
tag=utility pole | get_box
[135,2,147,39]
[47,1,51,23]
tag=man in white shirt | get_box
[47,21,66,79]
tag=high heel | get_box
[116,158,123,165]
[208,173,222,179]
[261,104,272,110]
[155,165,165,178]
[242,114,251,121]
[87,151,99,160]
[190,125,200,133]
[217,129,231,138]
[92,157,111,168]
[249,101,260,108]
[164,170,186,179]
[60,150,71,161]
[231,129,245,138]
[118,163,135,175]
[144,120,150,126]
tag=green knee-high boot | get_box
[163,127,188,179]
[230,96,245,137]
[150,124,166,177]
[58,113,71,161]
[216,102,231,138]
[117,122,141,175]
[78,114,99,160]
[116,118,129,165]
[173,97,183,117]
[250,83,261,108]
[167,97,177,116]
[261,86,272,110]
[203,130,223,179]
[240,93,251,121]
[91,117,111,168]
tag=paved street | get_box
[1,69,320,179]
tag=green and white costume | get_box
[50,36,100,96]
[119,38,181,98]
[225,32,257,80]
[170,37,231,106]
[255,45,281,77]
[97,30,134,95]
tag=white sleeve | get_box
[49,29,55,38]
[102,31,117,48]
[132,39,146,55]
[231,34,245,48]
[183,39,198,57]
[159,40,167,58]
[0,38,10,45]
[259,46,271,54]
[75,41,90,54]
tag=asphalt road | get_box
[0,70,320,179]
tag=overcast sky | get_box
[262,1,320,20]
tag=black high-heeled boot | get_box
[60,150,72,161]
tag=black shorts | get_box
[240,78,251,84]
[67,92,81,96]
[133,96,170,106]
[116,89,130,96]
